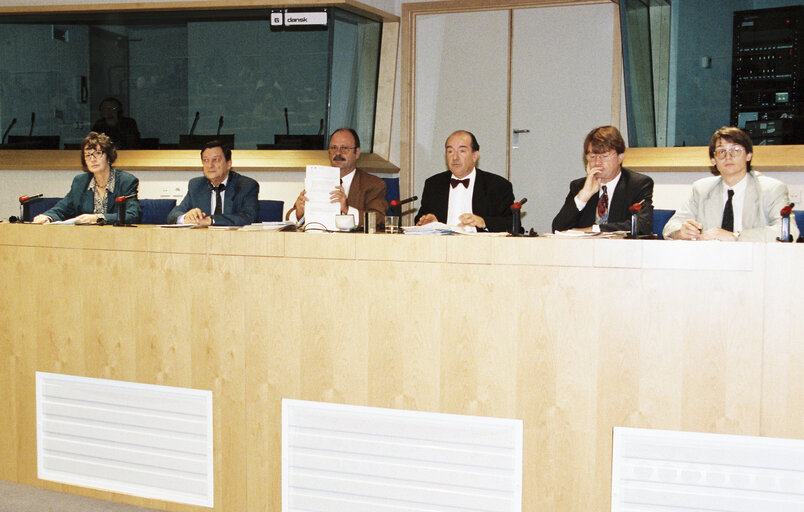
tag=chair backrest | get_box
[26,197,62,221]
[140,199,177,225]
[794,210,804,235]
[653,209,675,239]
[258,200,284,222]
[382,177,400,215]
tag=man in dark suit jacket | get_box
[552,126,653,234]
[167,140,259,226]
[291,128,388,227]
[415,130,514,232]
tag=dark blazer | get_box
[43,168,141,223]
[348,169,388,226]
[551,167,654,234]
[414,169,515,232]
[167,170,259,226]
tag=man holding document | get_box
[291,128,388,229]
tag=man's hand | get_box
[182,207,207,225]
[75,213,104,225]
[294,190,308,219]
[669,219,704,240]
[32,214,51,224]
[458,213,486,229]
[699,227,738,241]
[330,185,348,214]
[416,213,438,226]
[576,162,603,203]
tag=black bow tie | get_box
[450,178,470,189]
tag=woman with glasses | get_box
[663,126,796,241]
[32,131,141,224]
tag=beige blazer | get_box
[663,171,798,242]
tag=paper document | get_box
[545,230,628,238]
[303,165,341,231]
[48,218,78,225]
[240,221,296,232]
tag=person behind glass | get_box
[663,126,798,242]
[414,130,514,232]
[291,128,388,227]
[552,125,654,234]
[32,131,141,224]
[167,140,259,227]
[92,97,140,149]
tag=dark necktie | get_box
[450,178,470,189]
[597,185,609,222]
[722,189,734,232]
[213,183,226,215]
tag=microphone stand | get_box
[114,194,138,227]
[510,198,527,236]
[19,194,43,222]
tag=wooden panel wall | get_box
[1,226,802,511]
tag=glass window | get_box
[0,7,381,151]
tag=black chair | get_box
[140,199,177,224]
[258,200,284,222]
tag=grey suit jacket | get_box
[662,171,798,242]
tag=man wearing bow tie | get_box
[415,130,514,232]
[167,140,259,226]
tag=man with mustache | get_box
[291,128,388,228]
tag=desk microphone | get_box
[780,203,794,242]
[390,196,418,222]
[2,117,16,144]
[18,193,44,222]
[510,198,527,235]
[189,112,200,135]
[115,193,138,226]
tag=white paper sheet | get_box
[304,165,340,231]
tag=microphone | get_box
[189,112,200,135]
[627,200,645,238]
[2,117,16,144]
[114,193,138,226]
[390,196,418,207]
[780,202,794,242]
[29,112,35,136]
[510,198,527,235]
[217,116,224,136]
[284,107,290,135]
[19,193,43,204]
[18,193,43,222]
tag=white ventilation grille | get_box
[282,399,523,512]
[36,372,213,507]
[612,427,804,512]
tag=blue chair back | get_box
[258,200,284,222]
[26,197,61,221]
[794,211,804,235]
[140,199,177,224]
[653,209,675,239]
[382,177,400,215]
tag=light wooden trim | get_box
[0,0,399,22]
[0,149,399,174]
[611,1,623,127]
[372,20,399,161]
[623,145,804,173]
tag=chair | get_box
[258,200,284,222]
[382,177,400,215]
[794,211,804,234]
[26,197,61,221]
[139,199,177,224]
[652,209,675,239]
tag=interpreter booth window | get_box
[0,7,381,151]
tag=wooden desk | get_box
[1,225,802,511]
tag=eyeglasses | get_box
[586,152,617,162]
[328,146,356,153]
[714,147,745,160]
[83,150,105,160]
